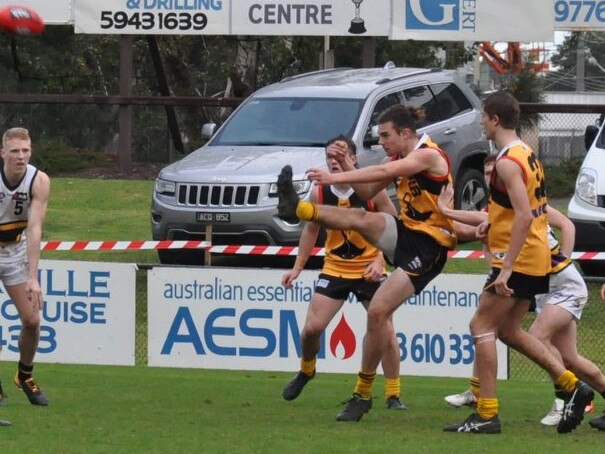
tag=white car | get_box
[567,121,605,276]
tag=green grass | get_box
[1,364,604,453]
[43,178,157,263]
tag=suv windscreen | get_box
[211,98,363,147]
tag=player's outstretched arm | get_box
[546,205,575,258]
[437,184,487,226]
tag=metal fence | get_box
[133,266,605,381]
[520,110,600,165]
[509,281,605,381]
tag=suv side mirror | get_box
[371,125,379,139]
[201,123,217,139]
[584,124,599,151]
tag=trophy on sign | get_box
[348,0,367,34]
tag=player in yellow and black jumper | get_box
[444,91,592,435]
[276,105,456,421]
[281,135,406,410]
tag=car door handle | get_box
[444,128,458,135]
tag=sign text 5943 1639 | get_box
[74,0,230,35]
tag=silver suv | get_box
[151,63,490,264]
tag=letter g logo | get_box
[406,0,459,30]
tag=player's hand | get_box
[437,184,454,214]
[493,266,514,297]
[363,260,384,282]
[306,168,335,184]
[476,221,490,240]
[26,278,44,311]
[326,140,349,163]
[601,283,605,301]
[282,268,301,288]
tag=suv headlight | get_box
[269,179,311,197]
[575,168,598,206]
[155,178,176,195]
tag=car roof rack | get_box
[280,67,352,83]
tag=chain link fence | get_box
[520,110,600,165]
[133,267,605,381]
[509,282,605,381]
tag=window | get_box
[365,93,401,141]
[430,83,473,121]
[403,85,439,127]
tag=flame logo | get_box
[330,313,356,359]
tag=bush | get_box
[31,139,113,175]
[544,157,582,198]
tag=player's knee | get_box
[527,325,547,343]
[367,305,389,327]
[20,313,40,331]
[469,314,482,336]
[301,322,324,339]
[559,353,576,370]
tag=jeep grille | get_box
[177,184,260,206]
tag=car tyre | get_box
[455,167,488,211]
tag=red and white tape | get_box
[41,240,211,251]
[39,241,605,260]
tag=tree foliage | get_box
[545,31,605,92]
[0,28,473,162]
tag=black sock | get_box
[554,384,565,400]
[18,361,33,382]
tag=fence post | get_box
[205,225,212,266]
[118,35,134,173]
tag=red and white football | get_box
[0,4,45,36]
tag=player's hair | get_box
[2,127,30,148]
[378,104,426,133]
[326,135,356,156]
[483,91,520,129]
[484,153,497,166]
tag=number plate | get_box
[196,212,230,223]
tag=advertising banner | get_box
[231,0,389,36]
[0,0,72,24]
[0,260,136,366]
[390,0,554,42]
[554,0,605,30]
[73,0,230,35]
[148,268,508,379]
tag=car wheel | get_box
[158,249,205,266]
[577,260,605,277]
[455,167,488,211]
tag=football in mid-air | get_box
[0,4,45,36]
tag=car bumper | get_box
[568,196,605,251]
[151,195,304,246]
